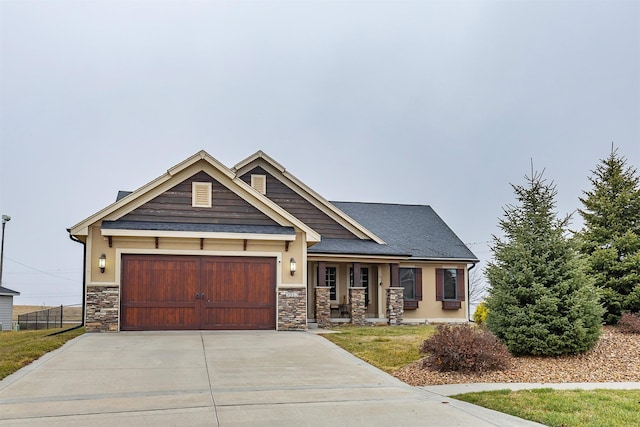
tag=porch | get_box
[306,260,404,327]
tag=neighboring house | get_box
[68,150,478,332]
[0,286,20,331]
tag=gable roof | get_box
[233,151,385,244]
[0,286,20,296]
[309,202,479,261]
[68,150,321,242]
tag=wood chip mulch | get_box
[393,327,640,386]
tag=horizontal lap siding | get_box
[120,171,279,226]
[240,167,356,239]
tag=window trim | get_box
[443,269,458,300]
[436,267,465,310]
[325,265,338,301]
[399,266,422,310]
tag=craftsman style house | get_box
[68,150,478,332]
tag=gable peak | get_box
[233,150,286,174]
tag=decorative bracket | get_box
[108,236,112,248]
[200,238,204,250]
[285,241,290,252]
[155,237,159,249]
[243,239,248,251]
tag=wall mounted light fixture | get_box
[99,253,106,273]
[290,257,296,276]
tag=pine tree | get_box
[578,146,640,324]
[485,169,603,356]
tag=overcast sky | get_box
[1,0,638,306]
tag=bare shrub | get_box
[617,313,640,334]
[419,324,511,373]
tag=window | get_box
[251,174,266,194]
[192,182,212,207]
[436,268,465,310]
[326,266,337,300]
[400,268,415,300]
[350,266,370,305]
[399,267,422,309]
[443,269,458,300]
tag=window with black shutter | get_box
[400,267,422,310]
[436,268,465,309]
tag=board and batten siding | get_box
[239,167,357,239]
[0,296,15,331]
[119,171,280,226]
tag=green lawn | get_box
[321,324,434,373]
[454,388,640,427]
[0,328,85,380]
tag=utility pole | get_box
[0,214,10,285]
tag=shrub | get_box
[473,302,488,324]
[617,313,640,334]
[624,285,640,314]
[419,324,511,373]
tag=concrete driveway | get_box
[0,331,542,426]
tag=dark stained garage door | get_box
[120,255,276,331]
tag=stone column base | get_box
[349,287,366,326]
[86,286,119,332]
[278,288,307,331]
[315,286,331,328]
[386,287,404,326]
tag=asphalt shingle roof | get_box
[0,286,20,296]
[111,191,476,261]
[310,202,478,261]
[101,220,296,235]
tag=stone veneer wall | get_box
[86,286,119,332]
[315,286,331,328]
[349,287,366,326]
[386,287,404,326]
[277,288,307,331]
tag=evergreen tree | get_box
[578,146,640,324]
[486,169,603,356]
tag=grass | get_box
[321,324,435,373]
[0,327,85,380]
[454,388,640,427]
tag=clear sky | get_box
[1,0,638,306]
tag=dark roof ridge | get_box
[330,200,432,208]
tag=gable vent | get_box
[192,182,212,207]
[251,174,267,195]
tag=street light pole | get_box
[0,214,10,285]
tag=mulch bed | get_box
[393,327,640,386]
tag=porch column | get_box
[315,286,331,328]
[386,287,404,326]
[349,287,366,326]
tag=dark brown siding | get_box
[240,166,357,239]
[120,171,279,226]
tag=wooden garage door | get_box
[121,255,276,331]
